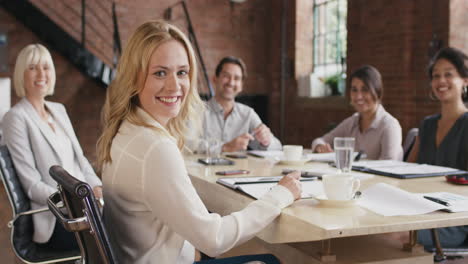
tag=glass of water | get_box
[334,137,355,173]
[207,138,222,163]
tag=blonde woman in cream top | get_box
[2,44,102,248]
[97,21,301,264]
[103,108,296,263]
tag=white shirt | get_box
[311,104,403,160]
[49,116,83,180]
[202,98,282,153]
[102,108,294,264]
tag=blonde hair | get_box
[13,44,56,97]
[96,20,204,168]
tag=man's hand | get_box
[222,133,254,152]
[253,124,272,147]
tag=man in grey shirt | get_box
[202,56,281,153]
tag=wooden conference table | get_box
[184,154,468,263]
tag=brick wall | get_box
[2,0,467,160]
[282,0,468,147]
[0,0,274,166]
[0,7,104,165]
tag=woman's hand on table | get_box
[315,143,333,153]
[278,171,302,200]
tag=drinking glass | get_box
[334,137,355,173]
[207,138,222,163]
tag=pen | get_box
[424,196,450,206]
[354,151,363,162]
[234,177,318,185]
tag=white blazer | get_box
[1,98,102,243]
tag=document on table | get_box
[304,152,361,162]
[352,160,465,179]
[247,150,361,163]
[358,183,446,216]
[217,176,325,199]
[283,167,374,180]
[417,192,468,213]
[247,150,284,159]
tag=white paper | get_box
[239,181,325,199]
[358,183,445,216]
[418,192,468,213]
[304,152,362,163]
[218,176,325,199]
[300,167,374,180]
[248,150,284,159]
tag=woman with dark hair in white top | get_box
[311,65,403,160]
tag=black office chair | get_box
[0,145,80,263]
[47,165,118,264]
[428,229,468,262]
[403,128,418,161]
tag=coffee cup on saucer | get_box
[322,173,360,201]
[283,145,303,161]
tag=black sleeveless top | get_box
[417,112,468,171]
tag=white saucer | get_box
[314,195,357,207]
[278,159,309,166]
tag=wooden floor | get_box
[0,184,467,264]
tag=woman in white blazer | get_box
[1,44,102,250]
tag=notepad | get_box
[216,176,324,199]
[419,192,468,213]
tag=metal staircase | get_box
[0,0,121,87]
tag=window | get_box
[311,0,347,96]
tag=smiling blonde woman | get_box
[97,20,302,264]
[2,44,102,250]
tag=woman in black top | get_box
[408,47,468,248]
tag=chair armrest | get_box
[7,206,51,228]
[47,191,90,232]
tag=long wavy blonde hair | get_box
[96,20,204,169]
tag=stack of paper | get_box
[358,183,446,216]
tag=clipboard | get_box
[352,160,467,179]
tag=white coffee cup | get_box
[283,145,303,161]
[322,173,360,201]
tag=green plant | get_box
[324,73,340,95]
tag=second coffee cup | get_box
[283,145,303,161]
[322,173,360,201]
